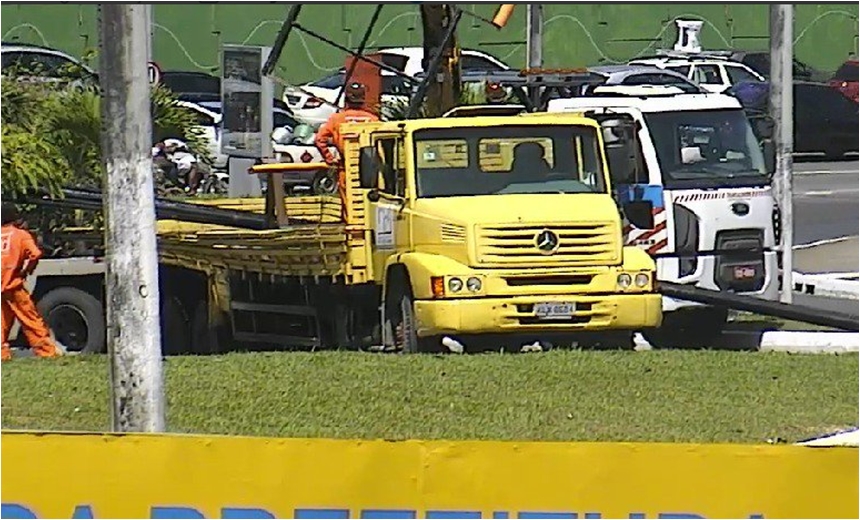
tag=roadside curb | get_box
[796,427,860,447]
[633,330,859,353]
[759,331,859,353]
[793,272,859,300]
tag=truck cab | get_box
[547,87,779,344]
[345,112,662,351]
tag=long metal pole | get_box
[526,4,542,69]
[769,5,794,304]
[99,4,165,433]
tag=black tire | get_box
[37,287,105,354]
[312,170,338,195]
[201,174,228,195]
[384,280,420,354]
[160,297,190,356]
[642,307,728,349]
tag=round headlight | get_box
[448,277,464,293]
[466,277,482,292]
[617,273,632,289]
[635,273,650,287]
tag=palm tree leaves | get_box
[1,73,210,199]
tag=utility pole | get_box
[99,4,166,432]
[420,4,461,117]
[769,5,794,304]
[526,4,543,69]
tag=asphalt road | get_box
[789,159,858,317]
[792,160,858,245]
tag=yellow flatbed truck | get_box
[155,111,661,353]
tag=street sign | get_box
[147,61,162,85]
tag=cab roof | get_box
[363,111,601,133]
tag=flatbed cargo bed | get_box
[156,195,367,282]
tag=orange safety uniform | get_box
[315,108,379,222]
[2,224,59,360]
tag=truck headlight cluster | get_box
[432,276,484,298]
[617,272,651,290]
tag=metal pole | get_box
[769,5,794,304]
[526,4,542,69]
[99,4,165,433]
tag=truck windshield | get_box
[643,109,769,188]
[412,125,606,198]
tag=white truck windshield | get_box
[644,109,769,188]
[413,125,606,198]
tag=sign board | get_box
[1,432,857,519]
[219,44,274,159]
[147,61,161,86]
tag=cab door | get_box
[368,133,412,277]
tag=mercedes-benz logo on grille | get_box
[534,229,560,254]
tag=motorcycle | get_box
[152,140,228,197]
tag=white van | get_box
[548,86,780,345]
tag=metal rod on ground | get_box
[99,4,165,433]
[769,4,794,304]
[658,282,858,332]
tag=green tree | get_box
[1,73,210,199]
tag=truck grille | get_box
[475,223,620,267]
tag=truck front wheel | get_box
[384,280,421,354]
[37,287,106,354]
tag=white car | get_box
[177,100,310,170]
[283,47,511,127]
[628,53,765,94]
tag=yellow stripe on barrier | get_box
[1,431,857,519]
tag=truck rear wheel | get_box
[190,302,230,355]
[160,297,190,356]
[37,287,106,354]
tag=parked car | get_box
[629,53,765,93]
[283,47,511,127]
[160,70,221,103]
[728,80,859,159]
[829,59,858,103]
[1,42,97,88]
[728,50,830,83]
[177,99,303,171]
[458,65,707,103]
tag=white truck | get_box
[548,86,779,345]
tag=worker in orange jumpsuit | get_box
[2,203,60,361]
[314,82,379,221]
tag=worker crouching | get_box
[314,82,379,221]
[2,203,61,361]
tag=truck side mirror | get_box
[762,139,776,176]
[359,146,379,189]
[624,200,655,230]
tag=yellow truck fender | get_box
[621,246,658,272]
[383,252,472,301]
